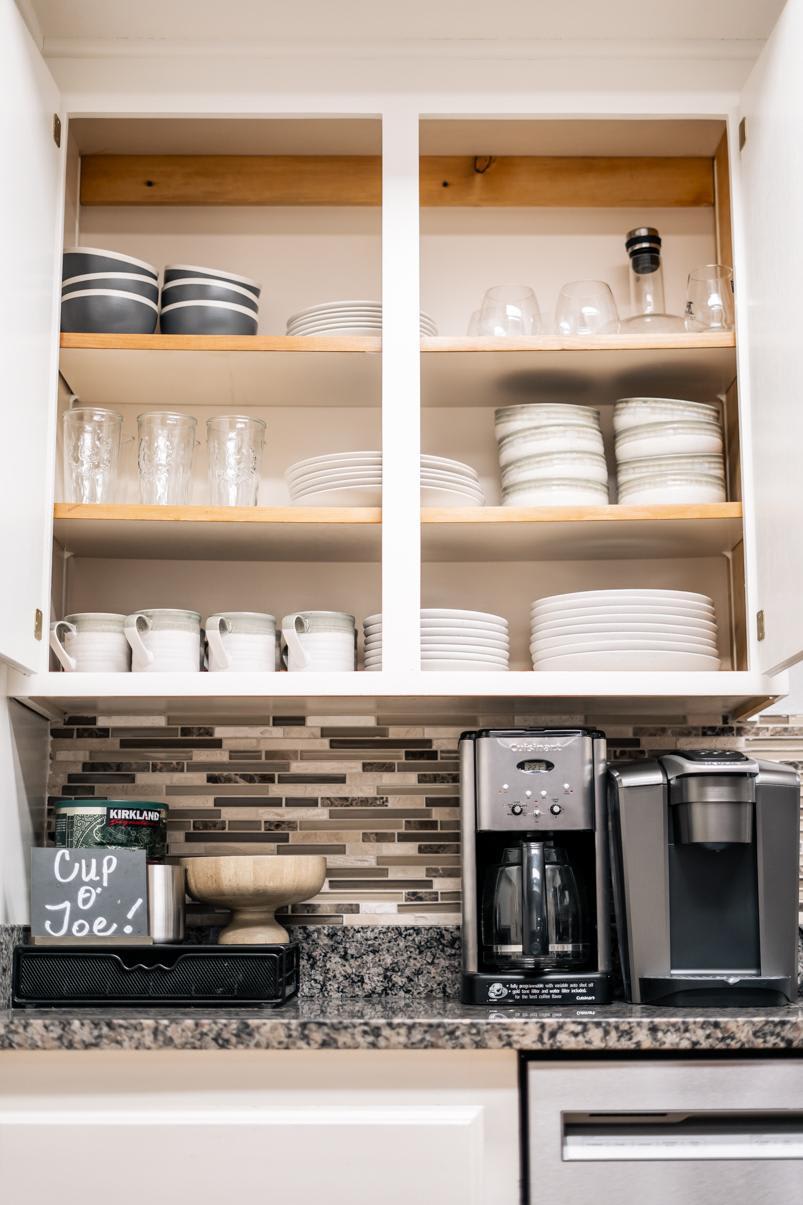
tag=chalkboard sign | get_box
[31,848,149,941]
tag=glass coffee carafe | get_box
[481,839,590,972]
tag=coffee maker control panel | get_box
[473,731,599,831]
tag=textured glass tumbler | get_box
[137,412,197,505]
[685,264,735,331]
[206,415,266,507]
[554,280,619,336]
[63,407,123,503]
[477,285,542,336]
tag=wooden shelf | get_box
[59,333,382,409]
[53,502,742,563]
[420,332,736,406]
[421,503,743,561]
[53,504,381,561]
[59,331,735,410]
[9,669,787,723]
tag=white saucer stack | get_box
[529,589,721,671]
[613,397,726,504]
[494,404,608,506]
[363,609,509,672]
[286,300,438,337]
[286,452,483,507]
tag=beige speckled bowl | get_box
[182,854,326,944]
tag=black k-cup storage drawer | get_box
[13,943,299,1007]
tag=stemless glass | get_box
[685,265,735,331]
[477,286,542,336]
[63,407,123,503]
[554,280,619,336]
[206,415,266,507]
[137,411,197,505]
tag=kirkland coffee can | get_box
[53,799,168,861]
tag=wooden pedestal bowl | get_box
[182,854,326,944]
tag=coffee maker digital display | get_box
[461,728,612,1006]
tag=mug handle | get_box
[281,613,309,670]
[205,615,231,671]
[124,613,154,665]
[49,621,77,672]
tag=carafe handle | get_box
[521,841,548,958]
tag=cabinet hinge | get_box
[756,609,765,642]
[52,114,61,148]
[738,117,747,151]
[34,609,43,641]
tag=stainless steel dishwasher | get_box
[526,1058,803,1203]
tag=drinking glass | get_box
[206,415,266,507]
[684,264,735,331]
[554,280,619,336]
[466,310,481,335]
[477,286,542,336]
[63,407,123,503]
[137,411,197,505]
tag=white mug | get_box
[205,612,276,673]
[124,609,201,673]
[50,613,130,673]
[281,611,356,672]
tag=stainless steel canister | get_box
[148,863,186,943]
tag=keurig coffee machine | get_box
[608,750,800,1006]
[461,728,612,1005]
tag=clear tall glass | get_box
[63,407,123,503]
[206,415,266,507]
[685,264,735,331]
[478,286,542,336]
[554,281,619,336]
[137,412,197,505]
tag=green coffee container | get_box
[53,799,168,861]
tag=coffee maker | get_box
[461,728,612,1005]
[608,750,800,1006]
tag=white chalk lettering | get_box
[92,917,118,936]
[44,900,71,936]
[101,855,118,887]
[77,884,99,911]
[54,850,78,884]
[72,919,90,937]
[80,860,100,882]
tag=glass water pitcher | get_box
[481,840,590,972]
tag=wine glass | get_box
[684,265,735,331]
[554,280,619,336]
[477,286,541,336]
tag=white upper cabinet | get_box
[0,4,63,673]
[739,0,803,674]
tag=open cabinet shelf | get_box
[7,668,786,722]
[53,501,743,563]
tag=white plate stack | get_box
[364,609,509,672]
[529,589,721,671]
[286,300,438,337]
[494,404,609,506]
[286,452,484,507]
[614,397,726,504]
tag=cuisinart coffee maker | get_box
[460,728,612,1005]
[609,750,800,1006]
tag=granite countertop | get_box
[1,998,802,1052]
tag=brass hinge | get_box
[53,114,61,148]
[34,608,43,640]
[738,117,747,151]
[756,609,765,642]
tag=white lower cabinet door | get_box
[0,1049,520,1205]
[527,1059,803,1205]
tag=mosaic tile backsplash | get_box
[48,713,803,925]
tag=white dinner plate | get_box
[363,609,508,626]
[421,660,508,672]
[286,298,435,321]
[367,636,510,651]
[421,486,485,506]
[532,650,721,671]
[532,588,713,608]
[528,621,713,641]
[530,635,718,656]
[291,485,382,506]
[364,622,509,639]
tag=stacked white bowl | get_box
[286,301,437,337]
[494,404,608,506]
[529,588,721,671]
[613,397,726,504]
[160,265,260,335]
[364,609,509,671]
[286,452,484,507]
[61,247,159,334]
